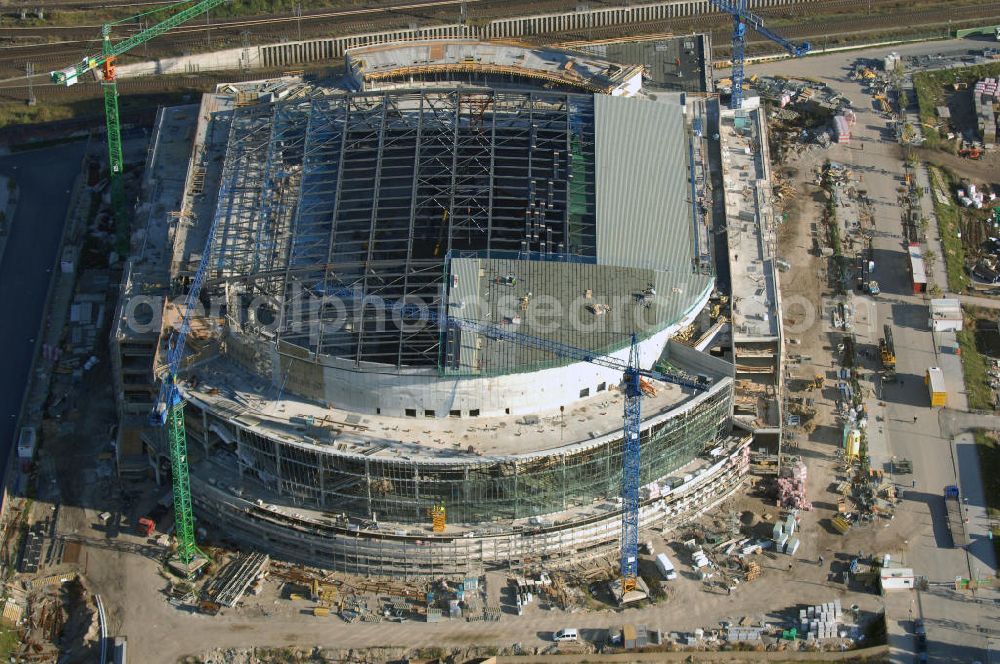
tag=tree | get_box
[923,248,937,267]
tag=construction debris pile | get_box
[6,575,99,663]
[776,460,812,511]
[219,76,314,106]
[750,75,852,113]
[267,562,504,624]
[852,61,896,119]
[758,75,857,158]
[827,331,900,536]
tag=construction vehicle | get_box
[708,0,810,109]
[137,517,155,537]
[879,325,896,375]
[810,373,824,390]
[943,485,968,547]
[925,367,947,407]
[51,0,230,246]
[831,515,851,534]
[867,281,880,295]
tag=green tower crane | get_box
[50,0,230,249]
[52,0,231,577]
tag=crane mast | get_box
[447,317,709,595]
[52,0,230,575]
[620,336,642,593]
[708,0,810,109]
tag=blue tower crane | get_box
[708,0,811,109]
[446,318,709,594]
[620,338,642,592]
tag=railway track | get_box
[0,0,994,99]
[545,0,1000,51]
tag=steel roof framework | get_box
[208,89,598,369]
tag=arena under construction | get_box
[110,39,758,577]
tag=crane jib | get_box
[50,0,230,85]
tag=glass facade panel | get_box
[229,386,732,524]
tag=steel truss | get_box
[208,88,598,368]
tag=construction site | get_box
[112,38,748,581]
[3,0,1000,662]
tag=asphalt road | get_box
[0,141,86,485]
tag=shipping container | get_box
[926,367,947,407]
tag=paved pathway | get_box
[939,409,1000,437]
[960,293,1000,310]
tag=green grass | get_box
[0,102,79,128]
[957,314,994,412]
[913,62,1000,152]
[0,627,19,659]
[927,167,971,292]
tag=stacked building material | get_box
[727,626,764,642]
[957,182,995,209]
[974,78,998,144]
[799,599,843,640]
[833,115,851,143]
[777,460,812,510]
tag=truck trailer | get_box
[926,367,947,407]
[880,325,896,375]
[943,485,968,548]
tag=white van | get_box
[553,628,579,642]
[655,553,678,580]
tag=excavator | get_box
[959,146,983,160]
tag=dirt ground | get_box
[4,77,931,664]
[915,147,1000,188]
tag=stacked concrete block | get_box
[974,78,998,145]
[799,599,843,640]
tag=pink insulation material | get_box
[777,461,813,510]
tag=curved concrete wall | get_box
[224,280,713,418]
